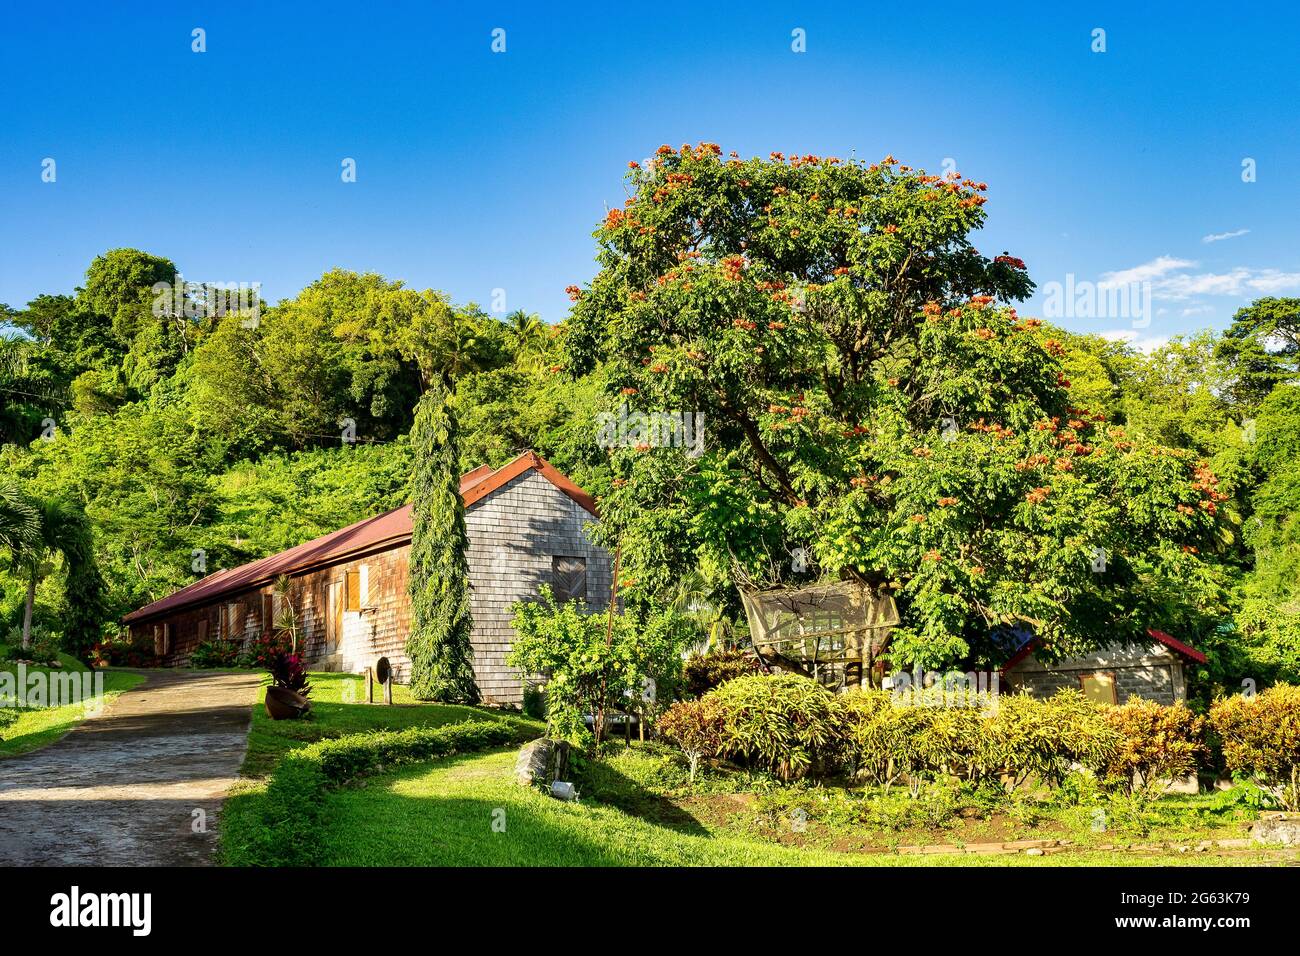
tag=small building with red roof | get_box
[1001,628,1207,705]
[123,451,611,706]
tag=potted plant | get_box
[264,650,312,719]
[262,579,312,719]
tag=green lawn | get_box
[317,748,860,866]
[0,657,145,757]
[311,747,1282,867]
[223,673,1295,867]
[240,671,543,776]
[219,671,545,864]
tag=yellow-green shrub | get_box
[840,690,929,787]
[990,691,1118,789]
[839,689,1117,791]
[1210,685,1300,810]
[1101,698,1204,799]
[709,672,842,780]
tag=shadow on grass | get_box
[571,753,709,836]
[315,751,678,867]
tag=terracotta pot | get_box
[264,686,312,720]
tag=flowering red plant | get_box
[243,631,293,669]
[269,650,311,697]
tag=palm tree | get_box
[10,496,102,651]
[0,484,38,556]
[271,575,302,654]
[506,309,545,356]
[667,569,737,656]
[439,313,488,382]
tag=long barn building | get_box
[123,452,612,706]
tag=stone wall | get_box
[1004,641,1187,705]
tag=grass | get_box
[311,748,1283,867]
[240,671,543,776]
[0,656,145,757]
[317,748,859,866]
[223,675,1296,867]
[219,670,544,864]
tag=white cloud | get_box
[1098,256,1195,289]
[1158,267,1300,298]
[1096,257,1300,301]
[1202,228,1250,243]
[1099,329,1170,353]
[1245,270,1300,293]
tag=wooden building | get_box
[123,452,612,706]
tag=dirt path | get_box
[0,669,261,866]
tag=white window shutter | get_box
[360,565,370,606]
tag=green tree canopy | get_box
[567,146,1227,667]
[1215,297,1300,410]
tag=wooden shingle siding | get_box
[462,470,611,705]
[138,467,611,707]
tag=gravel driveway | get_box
[0,669,261,866]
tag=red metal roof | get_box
[1146,628,1208,664]
[999,627,1207,673]
[123,451,597,625]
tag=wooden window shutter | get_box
[153,624,164,656]
[163,622,171,655]
[345,571,361,611]
[552,556,587,604]
[198,619,208,643]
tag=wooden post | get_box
[366,666,374,704]
[384,675,393,705]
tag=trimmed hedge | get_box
[234,718,518,866]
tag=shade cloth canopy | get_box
[740,580,899,688]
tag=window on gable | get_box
[552,556,587,604]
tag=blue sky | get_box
[2,1,1297,349]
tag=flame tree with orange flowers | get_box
[564,145,1229,670]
